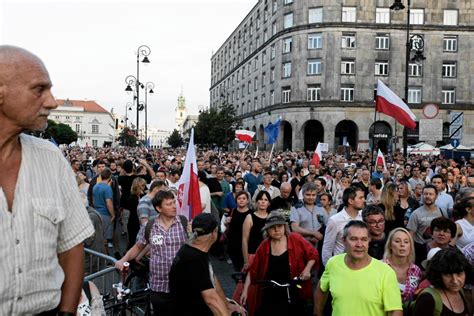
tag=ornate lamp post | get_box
[390,0,426,158]
[144,82,155,143]
[124,45,151,140]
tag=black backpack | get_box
[144,215,188,244]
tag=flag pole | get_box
[269,143,275,162]
[371,99,378,176]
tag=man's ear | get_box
[0,85,5,106]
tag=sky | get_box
[0,0,256,131]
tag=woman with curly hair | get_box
[414,247,471,315]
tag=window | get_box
[307,85,321,102]
[236,88,240,100]
[270,90,275,105]
[262,94,266,107]
[442,89,455,104]
[65,116,70,120]
[270,44,276,59]
[375,34,390,50]
[92,124,99,134]
[248,81,251,93]
[282,87,291,103]
[271,67,275,82]
[443,10,458,25]
[282,37,292,53]
[254,56,259,70]
[375,61,389,76]
[262,51,267,65]
[241,85,245,97]
[254,77,258,90]
[342,7,356,22]
[410,9,424,25]
[408,87,422,103]
[75,124,80,133]
[341,33,356,48]
[284,0,293,5]
[442,61,457,78]
[443,36,457,52]
[254,97,258,110]
[284,13,294,29]
[272,22,277,35]
[282,62,292,78]
[409,63,423,77]
[376,8,390,24]
[307,59,322,75]
[341,59,355,75]
[272,0,277,13]
[308,33,322,49]
[341,85,354,102]
[262,72,266,87]
[92,140,98,147]
[308,7,323,23]
[264,30,268,42]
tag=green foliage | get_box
[30,120,77,145]
[117,127,138,147]
[194,102,240,148]
[167,129,184,148]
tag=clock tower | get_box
[175,92,187,132]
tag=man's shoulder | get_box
[20,133,64,161]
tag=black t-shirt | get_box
[169,244,214,316]
[368,236,387,260]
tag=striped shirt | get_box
[0,134,95,315]
[137,215,187,293]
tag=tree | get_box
[194,101,240,148]
[167,129,184,148]
[117,127,138,147]
[29,120,77,145]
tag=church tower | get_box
[175,92,187,132]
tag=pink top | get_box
[384,259,422,303]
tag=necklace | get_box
[443,289,455,312]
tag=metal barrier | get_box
[84,248,121,295]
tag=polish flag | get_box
[310,142,323,167]
[235,130,255,144]
[376,80,417,130]
[177,128,202,219]
[376,149,387,171]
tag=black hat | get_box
[192,213,218,236]
[261,211,287,232]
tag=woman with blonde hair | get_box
[126,177,147,248]
[379,182,405,234]
[383,227,422,303]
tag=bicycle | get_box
[103,261,152,315]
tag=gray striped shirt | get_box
[0,134,95,315]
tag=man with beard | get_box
[407,184,444,266]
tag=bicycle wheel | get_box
[124,271,148,292]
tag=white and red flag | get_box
[235,129,255,144]
[376,149,387,171]
[310,142,323,167]
[376,79,417,130]
[177,128,202,220]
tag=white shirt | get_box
[321,208,362,266]
[0,134,95,315]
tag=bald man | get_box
[0,46,94,315]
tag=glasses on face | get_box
[367,220,385,226]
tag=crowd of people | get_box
[2,45,472,316]
[67,143,474,316]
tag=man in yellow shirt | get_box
[315,220,402,316]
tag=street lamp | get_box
[144,82,155,143]
[391,0,426,158]
[122,101,133,127]
[124,45,151,140]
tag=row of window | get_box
[214,58,458,101]
[212,33,458,86]
[232,85,458,115]
[213,5,458,71]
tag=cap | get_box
[421,247,442,269]
[261,211,287,232]
[192,213,218,236]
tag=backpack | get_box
[144,215,188,244]
[404,287,465,316]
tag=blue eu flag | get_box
[264,119,281,144]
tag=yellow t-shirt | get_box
[320,254,402,316]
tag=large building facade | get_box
[52,99,115,147]
[210,0,474,152]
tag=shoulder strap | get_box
[439,207,447,218]
[83,281,92,302]
[423,287,443,316]
[145,217,156,244]
[179,215,189,238]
